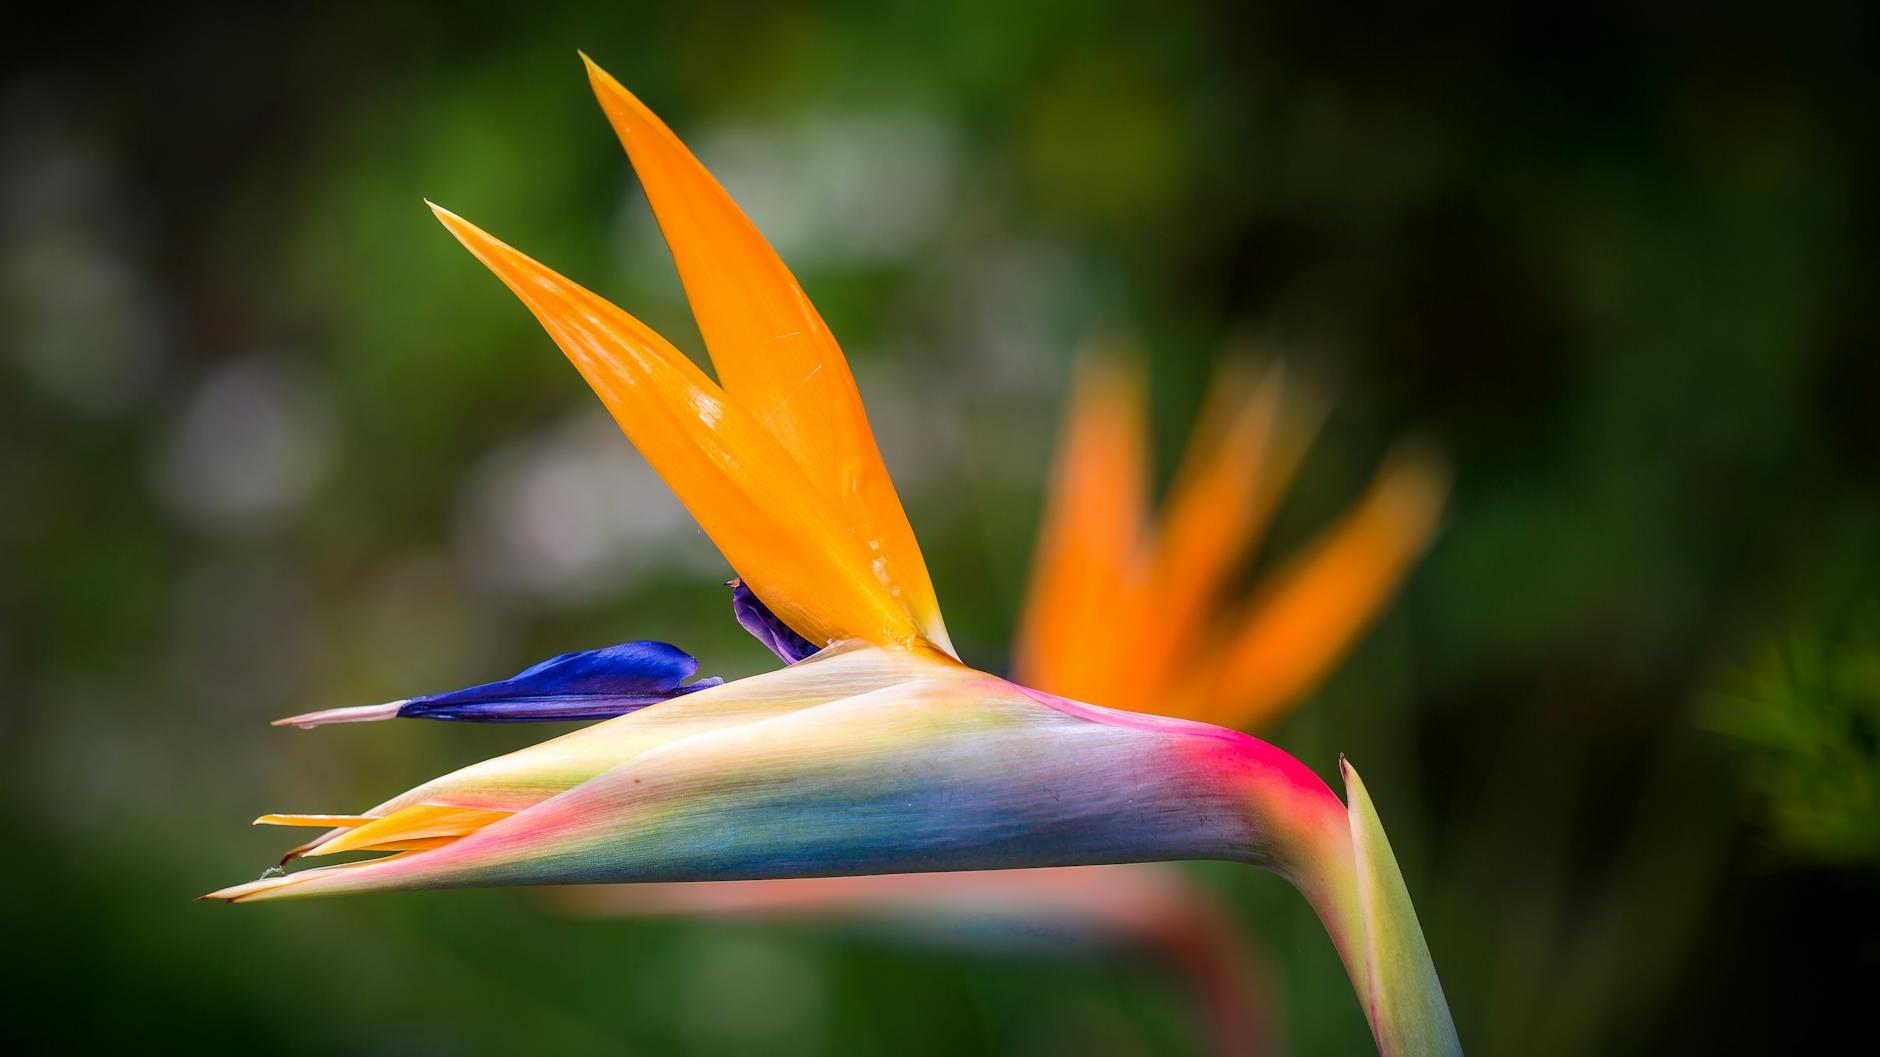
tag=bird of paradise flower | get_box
[561,354,1447,1056]
[206,54,1461,1057]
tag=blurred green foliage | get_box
[3,2,1877,1054]
[1711,628,1880,868]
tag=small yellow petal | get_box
[255,813,373,828]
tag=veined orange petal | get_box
[1200,447,1449,729]
[430,205,920,650]
[336,836,462,854]
[307,804,514,857]
[583,55,953,657]
[1011,355,1148,703]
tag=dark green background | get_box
[4,3,1875,1053]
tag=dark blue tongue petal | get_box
[730,579,821,664]
[398,640,722,722]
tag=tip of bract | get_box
[200,873,301,903]
[1340,759,1462,1057]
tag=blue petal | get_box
[729,579,821,664]
[399,640,720,723]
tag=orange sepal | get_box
[306,804,515,857]
[582,55,951,656]
[429,204,921,651]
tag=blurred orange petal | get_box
[1201,446,1449,729]
[1127,362,1293,697]
[583,56,952,656]
[1012,354,1148,702]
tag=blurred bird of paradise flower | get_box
[205,54,1461,1057]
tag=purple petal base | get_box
[729,579,821,664]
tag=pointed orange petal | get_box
[582,55,952,656]
[430,204,920,650]
[306,804,514,857]
[1199,447,1448,729]
[1011,355,1148,703]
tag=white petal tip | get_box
[270,701,406,729]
